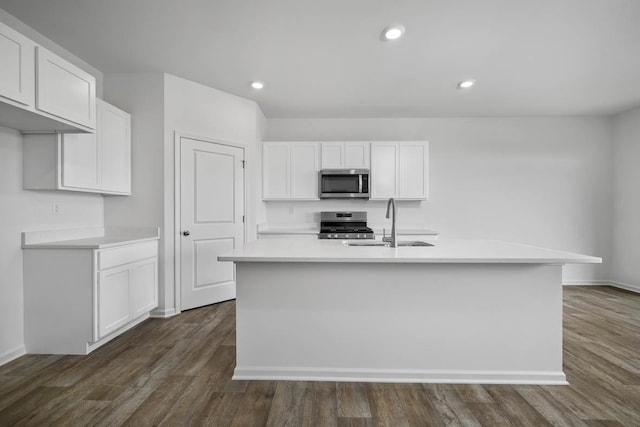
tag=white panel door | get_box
[370,142,398,200]
[262,142,290,199]
[0,21,35,106]
[321,142,344,168]
[180,137,244,310]
[344,142,370,169]
[61,132,100,190]
[291,143,320,199]
[398,142,429,199]
[100,100,131,194]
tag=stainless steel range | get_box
[318,211,375,240]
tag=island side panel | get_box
[233,261,565,384]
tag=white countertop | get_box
[219,238,602,264]
[22,227,160,249]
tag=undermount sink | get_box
[344,241,434,247]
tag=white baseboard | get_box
[562,280,640,294]
[0,345,26,367]
[150,307,178,318]
[562,280,610,286]
[608,280,640,293]
[233,366,568,385]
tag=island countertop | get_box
[219,238,602,264]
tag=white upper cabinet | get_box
[291,143,320,199]
[0,21,96,132]
[263,142,320,200]
[35,46,96,130]
[370,141,429,200]
[24,99,132,195]
[0,20,35,107]
[99,100,131,194]
[321,142,370,169]
[262,142,290,199]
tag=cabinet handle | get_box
[182,231,190,236]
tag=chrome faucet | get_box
[383,198,397,247]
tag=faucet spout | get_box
[384,198,397,248]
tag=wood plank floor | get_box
[0,285,638,426]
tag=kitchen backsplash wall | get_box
[263,116,613,283]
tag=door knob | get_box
[182,231,190,236]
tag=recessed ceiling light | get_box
[457,80,476,89]
[251,81,264,90]
[381,25,405,41]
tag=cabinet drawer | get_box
[98,241,157,271]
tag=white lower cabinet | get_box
[98,265,132,338]
[23,240,158,354]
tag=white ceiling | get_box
[1,0,639,118]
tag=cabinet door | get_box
[97,265,132,338]
[60,132,100,191]
[130,257,158,318]
[370,142,398,200]
[291,143,320,199]
[344,142,370,169]
[35,46,96,129]
[263,142,290,199]
[321,142,344,168]
[99,100,131,194]
[0,21,35,106]
[398,142,429,200]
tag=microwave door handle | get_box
[359,174,363,193]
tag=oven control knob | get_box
[357,234,361,238]
[346,234,350,238]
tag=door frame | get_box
[173,131,247,314]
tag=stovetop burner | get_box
[318,211,375,239]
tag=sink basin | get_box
[344,241,433,247]
[397,241,434,247]
[344,241,388,247]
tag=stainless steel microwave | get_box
[319,169,370,199]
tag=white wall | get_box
[264,117,613,282]
[0,126,103,363]
[163,74,262,313]
[611,107,640,291]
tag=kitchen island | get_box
[219,239,601,384]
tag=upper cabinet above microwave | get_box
[321,142,370,169]
[0,20,96,133]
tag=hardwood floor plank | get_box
[121,375,194,426]
[265,381,308,427]
[395,384,445,426]
[423,384,481,427]
[364,382,410,427]
[484,385,552,427]
[465,402,513,427]
[301,382,338,427]
[452,384,494,403]
[229,380,276,427]
[514,385,588,427]
[336,383,372,418]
